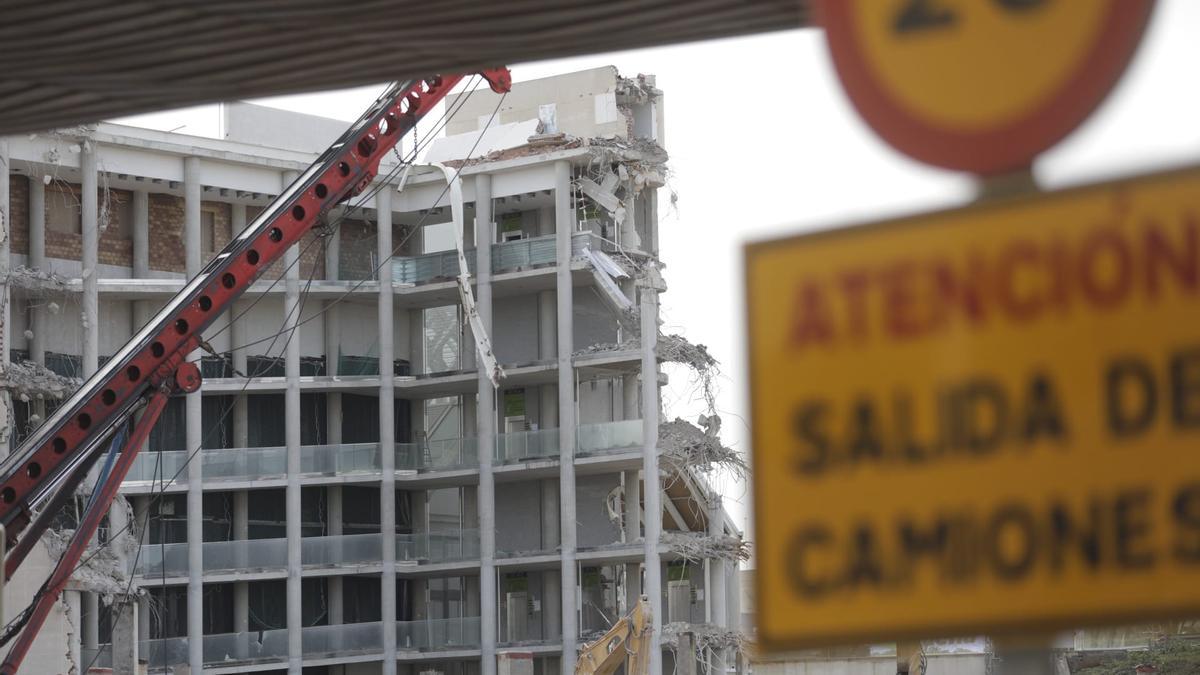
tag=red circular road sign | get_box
[816,0,1155,175]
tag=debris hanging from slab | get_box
[661,622,749,658]
[0,359,81,400]
[3,265,78,295]
[659,417,748,481]
[662,531,750,563]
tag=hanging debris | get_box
[662,531,750,563]
[659,417,748,481]
[0,360,81,400]
[661,622,750,658]
[43,524,139,597]
[3,265,78,295]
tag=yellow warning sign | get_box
[746,167,1200,650]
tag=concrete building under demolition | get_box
[0,67,746,674]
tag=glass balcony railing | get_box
[577,420,643,456]
[140,621,385,668]
[397,438,478,471]
[302,621,386,659]
[136,618,481,668]
[494,428,559,464]
[302,533,383,567]
[397,616,482,651]
[409,528,480,562]
[124,421,640,490]
[125,443,381,486]
[138,531,476,577]
[392,232,595,285]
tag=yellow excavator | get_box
[575,596,653,675]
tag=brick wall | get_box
[8,175,28,256]
[148,192,185,273]
[36,182,135,267]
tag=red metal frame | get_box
[0,387,172,674]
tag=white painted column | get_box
[285,241,303,674]
[325,216,344,627]
[624,468,642,613]
[708,497,727,675]
[134,496,151,642]
[133,190,150,278]
[229,205,248,621]
[80,142,101,656]
[81,142,99,375]
[66,590,82,672]
[0,140,11,460]
[641,280,663,675]
[27,172,47,435]
[475,174,497,673]
[81,139,100,652]
[327,485,344,625]
[183,155,205,674]
[377,188,398,672]
[554,160,578,673]
[541,478,561,640]
[233,490,249,635]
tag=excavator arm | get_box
[0,66,511,673]
[576,597,652,675]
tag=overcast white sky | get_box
[115,0,1200,545]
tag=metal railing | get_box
[124,420,640,489]
[391,232,596,284]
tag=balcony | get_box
[577,420,643,456]
[397,529,480,563]
[398,616,481,651]
[136,530,483,578]
[397,437,478,471]
[124,420,642,490]
[136,617,482,669]
[391,232,595,285]
[493,428,559,465]
[126,442,382,486]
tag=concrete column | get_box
[377,188,398,673]
[183,155,205,674]
[133,189,150,278]
[327,485,344,625]
[28,176,45,363]
[475,174,497,674]
[538,205,555,237]
[231,300,249,446]
[26,175,46,428]
[284,240,302,674]
[81,142,98,375]
[233,491,249,634]
[554,160,578,672]
[624,469,642,613]
[0,141,7,459]
[230,204,249,444]
[112,600,138,674]
[641,283,663,675]
[134,496,151,641]
[541,478,561,640]
[66,590,82,672]
[708,498,728,675]
[82,593,98,650]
